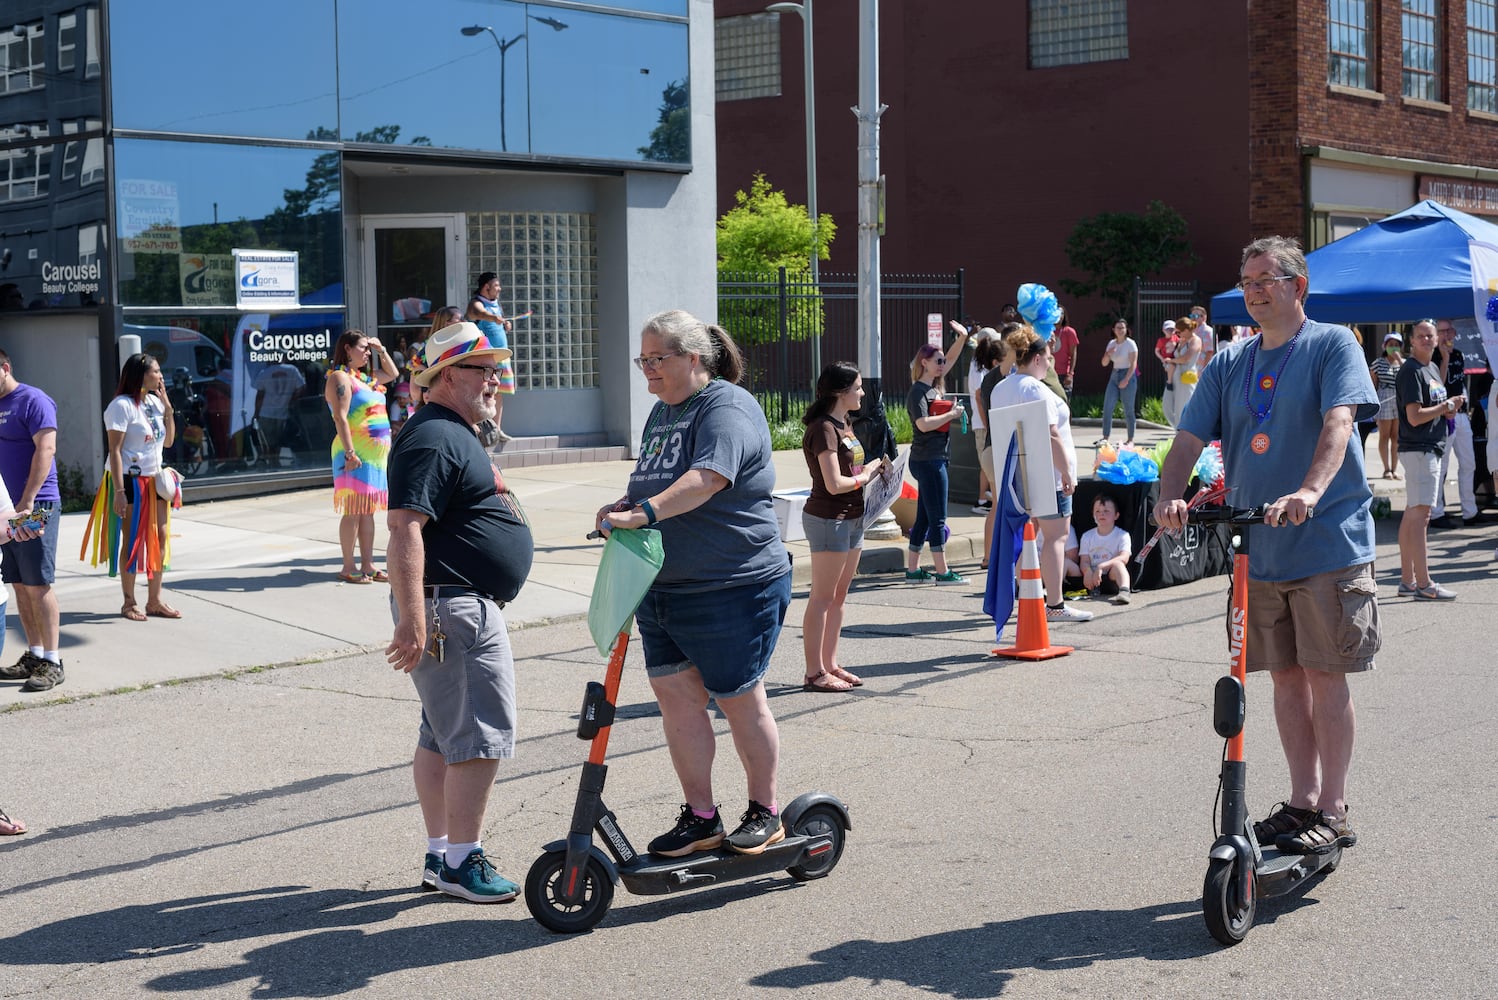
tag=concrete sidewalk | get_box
[1,421,1418,707]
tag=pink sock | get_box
[691,806,716,820]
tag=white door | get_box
[359,214,464,353]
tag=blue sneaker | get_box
[421,851,442,891]
[437,848,519,903]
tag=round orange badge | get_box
[1250,432,1270,454]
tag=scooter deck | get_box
[1256,845,1341,897]
[615,833,833,896]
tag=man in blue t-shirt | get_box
[1154,236,1380,858]
[0,350,63,692]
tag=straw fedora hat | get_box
[411,322,512,387]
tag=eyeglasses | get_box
[451,363,502,381]
[1236,275,1297,293]
[632,353,683,371]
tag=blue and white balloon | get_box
[1017,283,1061,337]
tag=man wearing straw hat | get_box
[385,321,534,903]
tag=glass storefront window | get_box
[123,312,343,481]
[0,133,108,311]
[339,0,689,164]
[114,139,342,308]
[109,1,337,141]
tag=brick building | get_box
[713,1,1498,388]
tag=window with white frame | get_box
[1028,0,1129,69]
[1,21,45,94]
[58,12,76,72]
[60,119,103,185]
[1402,0,1442,100]
[78,224,101,269]
[0,124,52,202]
[1471,0,1498,112]
[715,13,781,101]
[467,212,599,390]
[1329,0,1377,89]
[84,7,100,78]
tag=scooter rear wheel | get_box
[785,804,847,882]
[1202,856,1256,946]
[525,850,614,934]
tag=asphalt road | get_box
[2,517,1496,999]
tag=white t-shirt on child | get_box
[1079,525,1131,567]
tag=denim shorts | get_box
[636,571,792,699]
[1015,480,1073,521]
[393,592,517,764]
[801,511,865,553]
[0,500,60,586]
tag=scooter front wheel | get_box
[525,850,614,934]
[1202,856,1256,946]
[785,804,847,882]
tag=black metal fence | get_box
[719,268,965,422]
[1132,277,1203,401]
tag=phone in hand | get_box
[8,507,51,534]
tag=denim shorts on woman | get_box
[1015,479,1073,521]
[635,571,792,699]
[801,511,865,553]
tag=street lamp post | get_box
[462,17,569,152]
[766,0,820,379]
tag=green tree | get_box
[716,174,836,347]
[1059,200,1198,330]
[638,79,689,163]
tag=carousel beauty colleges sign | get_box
[232,249,300,311]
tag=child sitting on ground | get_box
[1079,492,1132,605]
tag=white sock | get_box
[43,650,59,663]
[445,841,480,869]
[29,646,42,658]
[427,836,447,856]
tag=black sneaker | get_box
[648,804,725,858]
[21,659,63,692]
[725,800,785,855]
[0,652,41,681]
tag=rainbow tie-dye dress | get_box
[330,369,391,514]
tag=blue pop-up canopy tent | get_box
[1209,200,1498,326]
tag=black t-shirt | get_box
[387,403,534,601]
[1437,346,1466,400]
[1395,357,1448,455]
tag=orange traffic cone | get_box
[993,520,1073,660]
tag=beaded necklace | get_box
[643,379,712,456]
[1241,318,1307,424]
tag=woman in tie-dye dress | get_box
[325,330,398,583]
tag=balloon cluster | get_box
[1017,283,1061,337]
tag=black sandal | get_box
[1252,802,1316,846]
[1276,809,1357,855]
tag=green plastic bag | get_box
[587,528,665,655]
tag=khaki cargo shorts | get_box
[1243,562,1380,673]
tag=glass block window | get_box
[1028,0,1129,69]
[1471,0,1498,112]
[716,13,781,101]
[1,21,44,94]
[1329,0,1376,89]
[1402,0,1442,100]
[0,124,51,202]
[467,212,599,390]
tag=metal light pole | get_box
[462,17,568,153]
[767,0,820,378]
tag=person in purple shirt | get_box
[0,349,64,692]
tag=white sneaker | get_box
[1046,603,1095,622]
[1111,587,1131,605]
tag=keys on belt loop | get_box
[426,597,446,662]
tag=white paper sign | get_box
[861,447,911,532]
[986,399,1057,518]
[233,249,301,311]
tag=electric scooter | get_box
[1185,505,1344,946]
[523,530,851,934]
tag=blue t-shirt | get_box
[0,382,60,504]
[1179,320,1378,582]
[628,379,789,592]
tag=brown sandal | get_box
[1252,801,1316,846]
[145,603,183,619]
[802,671,854,693]
[1275,809,1357,855]
[828,665,863,687]
[121,603,147,622]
